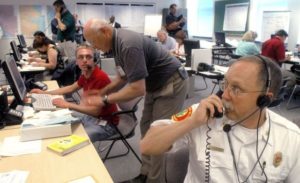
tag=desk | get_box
[1,80,114,183]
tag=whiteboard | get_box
[144,14,162,37]
[261,11,290,42]
[223,3,249,31]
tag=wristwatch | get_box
[102,95,109,106]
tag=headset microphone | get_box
[223,124,231,132]
[222,107,260,133]
[86,65,93,70]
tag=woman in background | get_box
[28,37,64,80]
[235,31,260,56]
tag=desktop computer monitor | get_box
[184,39,200,67]
[17,34,27,48]
[1,56,27,108]
[10,40,22,61]
[215,32,226,46]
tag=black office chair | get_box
[101,96,143,164]
[268,78,289,114]
[287,65,300,109]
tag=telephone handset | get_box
[4,108,23,125]
[213,90,223,118]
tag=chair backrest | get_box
[268,77,289,107]
[117,97,143,119]
[111,97,143,138]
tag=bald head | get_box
[83,18,113,52]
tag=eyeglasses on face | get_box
[77,55,93,61]
[219,80,264,97]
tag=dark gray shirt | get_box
[112,29,181,92]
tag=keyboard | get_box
[31,94,56,111]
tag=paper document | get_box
[213,65,229,74]
[0,170,29,183]
[22,109,79,127]
[0,136,41,156]
[68,176,96,183]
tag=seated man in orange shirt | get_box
[31,44,118,142]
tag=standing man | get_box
[83,18,188,183]
[31,44,119,142]
[157,30,177,52]
[165,4,186,37]
[262,29,296,90]
[109,15,121,29]
[53,0,76,42]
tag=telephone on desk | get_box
[0,90,23,127]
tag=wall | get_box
[0,0,185,57]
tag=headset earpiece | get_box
[256,95,271,108]
[255,55,272,108]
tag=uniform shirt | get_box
[77,66,119,125]
[152,105,300,183]
[57,10,76,42]
[111,28,181,92]
[235,41,260,56]
[261,37,285,65]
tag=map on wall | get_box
[19,5,45,37]
[0,5,18,38]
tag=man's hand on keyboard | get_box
[52,98,70,108]
[30,88,46,94]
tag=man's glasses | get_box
[219,80,264,97]
[77,55,93,61]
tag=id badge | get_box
[116,66,126,77]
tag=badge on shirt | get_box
[116,66,126,77]
[273,152,282,167]
[172,107,193,122]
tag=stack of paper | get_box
[20,109,80,141]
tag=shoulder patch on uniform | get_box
[172,107,193,122]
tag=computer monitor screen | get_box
[1,56,27,108]
[17,34,27,48]
[10,41,22,61]
[215,32,226,46]
[183,39,200,67]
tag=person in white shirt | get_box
[157,29,177,52]
[141,55,300,183]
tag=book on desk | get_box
[47,135,90,156]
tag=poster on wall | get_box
[223,3,249,32]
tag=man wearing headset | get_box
[31,44,118,142]
[141,55,300,183]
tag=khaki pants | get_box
[140,71,188,183]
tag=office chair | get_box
[287,66,300,109]
[101,96,143,164]
[268,78,289,114]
